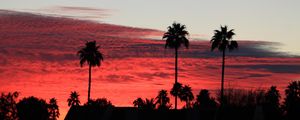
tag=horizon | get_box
[1,1,300,120]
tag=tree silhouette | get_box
[144,98,156,110]
[133,98,145,109]
[0,92,19,120]
[155,90,171,110]
[263,86,281,120]
[283,81,300,120]
[163,22,189,109]
[170,82,183,109]
[77,41,104,102]
[133,98,156,110]
[17,96,49,120]
[48,98,59,120]
[67,91,81,107]
[85,98,113,109]
[179,85,194,109]
[210,25,238,106]
[194,89,217,109]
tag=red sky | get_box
[1,10,300,119]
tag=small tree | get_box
[133,98,156,110]
[133,98,145,109]
[155,90,171,110]
[17,96,49,120]
[48,98,59,120]
[0,92,19,120]
[179,85,194,109]
[283,81,300,120]
[263,86,281,120]
[194,89,217,109]
[67,91,80,107]
[170,82,183,109]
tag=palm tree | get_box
[133,98,144,108]
[48,98,59,120]
[170,82,183,109]
[194,89,217,109]
[163,22,189,109]
[283,81,300,119]
[77,41,104,102]
[133,98,156,110]
[155,90,171,110]
[144,98,156,110]
[210,25,238,106]
[179,85,194,109]
[67,91,80,107]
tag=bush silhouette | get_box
[17,96,49,120]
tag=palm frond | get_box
[228,40,238,51]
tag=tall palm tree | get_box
[67,91,81,107]
[210,25,238,106]
[77,41,103,102]
[163,22,189,109]
[179,85,194,109]
[155,90,171,110]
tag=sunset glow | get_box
[1,1,300,119]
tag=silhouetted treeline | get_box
[0,93,59,120]
[1,81,300,120]
[131,81,300,120]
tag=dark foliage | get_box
[155,90,171,110]
[194,89,217,110]
[0,92,19,120]
[48,98,60,120]
[67,91,81,107]
[85,98,114,109]
[283,81,300,120]
[170,82,183,98]
[179,85,194,109]
[133,98,156,110]
[263,86,282,120]
[17,96,49,120]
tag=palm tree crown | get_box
[78,41,104,67]
[67,91,80,107]
[179,85,194,108]
[156,90,171,109]
[211,25,238,52]
[163,22,189,49]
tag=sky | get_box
[1,0,300,54]
[1,1,300,120]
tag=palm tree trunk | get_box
[221,49,225,106]
[88,64,92,103]
[175,48,178,110]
